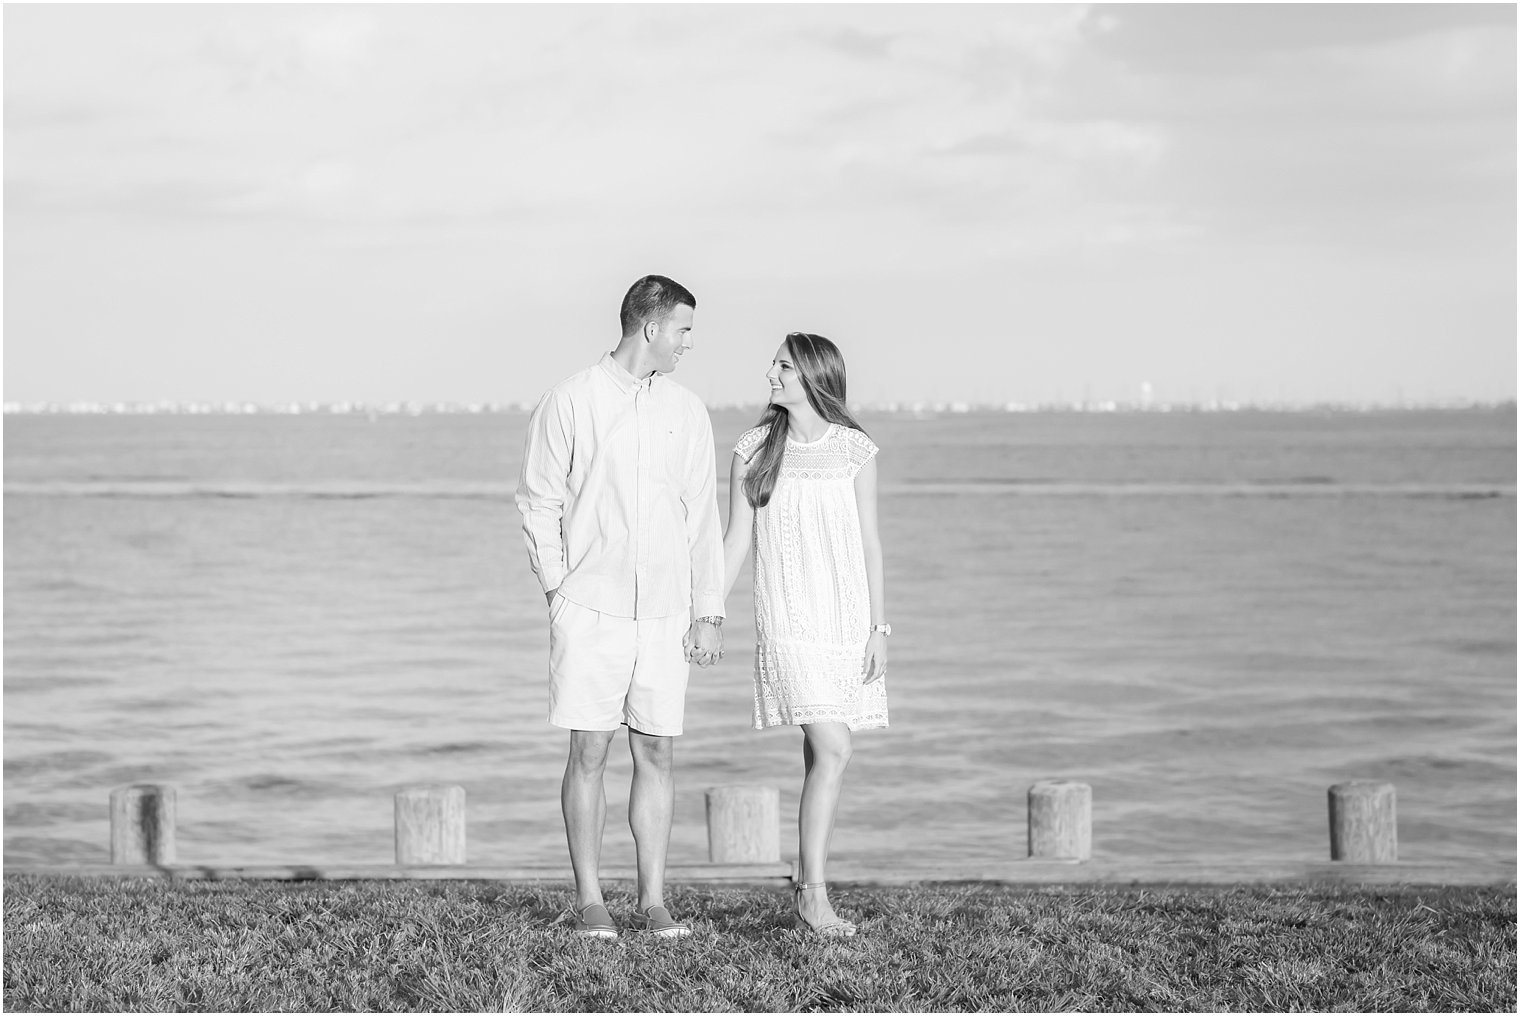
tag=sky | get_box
[4,3,1515,407]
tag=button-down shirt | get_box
[516,353,725,621]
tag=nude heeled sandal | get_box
[793,881,857,937]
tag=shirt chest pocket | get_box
[663,428,687,483]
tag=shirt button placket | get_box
[634,382,651,618]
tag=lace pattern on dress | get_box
[753,640,889,731]
[733,425,769,463]
[742,424,889,732]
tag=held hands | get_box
[684,620,724,668]
[862,631,888,684]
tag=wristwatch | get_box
[870,623,892,637]
[696,615,724,627]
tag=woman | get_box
[722,332,889,937]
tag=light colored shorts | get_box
[547,594,691,736]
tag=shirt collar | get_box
[598,352,656,393]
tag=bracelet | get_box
[696,615,724,628]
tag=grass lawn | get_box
[3,876,1514,1012]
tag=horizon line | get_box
[4,398,1515,417]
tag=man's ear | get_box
[643,319,659,342]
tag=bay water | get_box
[4,408,1514,869]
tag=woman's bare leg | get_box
[797,721,853,928]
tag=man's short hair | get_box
[620,275,696,337]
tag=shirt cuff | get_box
[691,595,725,620]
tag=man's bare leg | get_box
[627,727,675,911]
[562,728,617,910]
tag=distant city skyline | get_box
[4,4,1515,407]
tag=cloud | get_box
[4,5,1116,238]
[1,98,121,132]
[1087,3,1515,72]
[811,26,898,62]
[4,4,1512,406]
[1042,7,1517,251]
[204,15,377,92]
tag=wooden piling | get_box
[394,785,466,865]
[705,785,780,863]
[1328,781,1397,863]
[1028,780,1091,860]
[109,784,177,865]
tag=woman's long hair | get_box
[743,332,867,509]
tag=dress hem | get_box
[753,716,890,732]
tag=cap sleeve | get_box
[842,427,879,477]
[733,425,770,464]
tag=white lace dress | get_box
[734,422,889,731]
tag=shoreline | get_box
[8,855,1514,887]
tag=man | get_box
[515,275,725,939]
